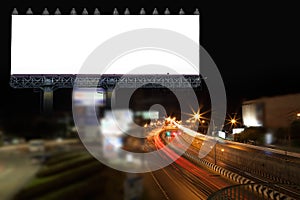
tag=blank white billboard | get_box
[218,131,226,139]
[11,15,199,75]
[232,128,244,134]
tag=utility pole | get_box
[214,141,217,165]
[211,119,217,165]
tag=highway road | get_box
[0,138,80,152]
[144,129,238,200]
[0,139,81,200]
[144,126,300,199]
[179,131,300,199]
[0,151,40,200]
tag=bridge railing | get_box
[207,183,295,200]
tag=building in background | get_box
[242,93,300,129]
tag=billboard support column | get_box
[42,86,53,115]
[106,88,113,109]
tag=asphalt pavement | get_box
[0,151,40,200]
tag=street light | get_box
[193,113,201,121]
[185,107,210,131]
[230,119,236,125]
[226,114,240,131]
[187,107,210,123]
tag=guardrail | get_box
[163,130,296,199]
[223,139,300,159]
[174,122,300,159]
[207,183,294,200]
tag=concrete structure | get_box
[242,93,300,129]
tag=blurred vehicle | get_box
[12,138,19,145]
[30,153,51,164]
[28,139,45,152]
[56,137,63,143]
[3,139,11,145]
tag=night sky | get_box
[1,1,300,122]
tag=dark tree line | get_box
[234,120,300,147]
[234,127,266,145]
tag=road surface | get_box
[0,151,40,200]
[143,129,237,199]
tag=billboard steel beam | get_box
[10,75,201,90]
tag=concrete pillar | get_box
[42,87,53,115]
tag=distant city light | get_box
[73,88,105,106]
[265,133,273,145]
[165,116,171,122]
[297,113,300,117]
[166,131,171,136]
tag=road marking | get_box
[150,171,171,200]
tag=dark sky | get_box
[1,1,300,120]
